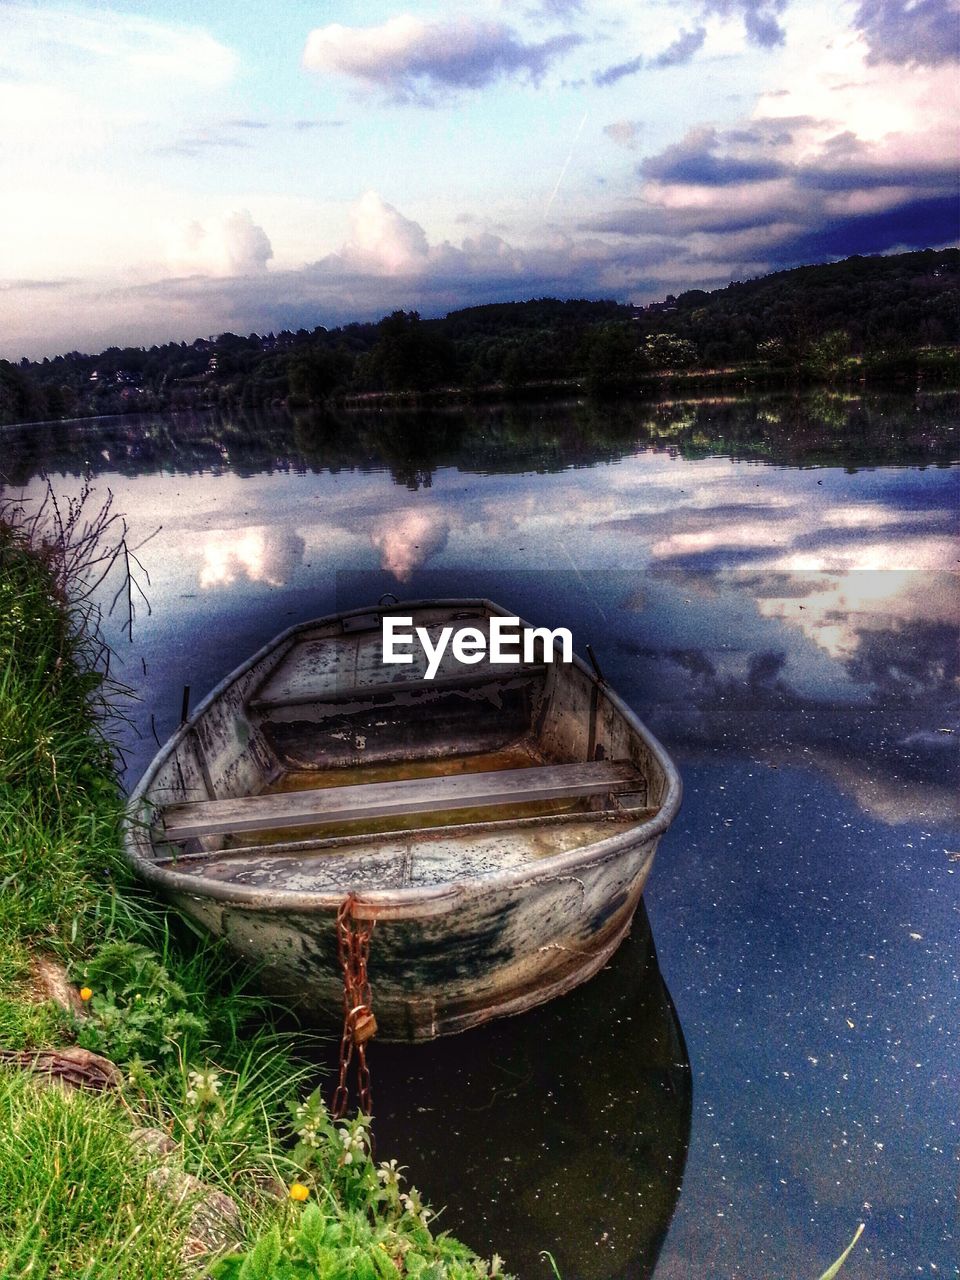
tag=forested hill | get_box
[434,249,959,359]
[644,249,958,362]
[1,248,957,425]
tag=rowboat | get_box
[124,600,681,1041]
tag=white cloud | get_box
[2,4,239,90]
[754,23,959,148]
[0,185,687,356]
[166,211,273,278]
[341,192,430,274]
[321,190,629,285]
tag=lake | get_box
[2,391,957,1279]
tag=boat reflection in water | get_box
[362,901,691,1280]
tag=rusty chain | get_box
[331,895,377,1120]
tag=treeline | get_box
[1,249,957,426]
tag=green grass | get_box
[0,512,307,1184]
[0,993,73,1051]
[0,536,124,958]
[0,1070,193,1279]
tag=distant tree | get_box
[756,337,790,368]
[45,384,66,418]
[288,346,352,402]
[3,249,956,423]
[644,332,698,369]
[584,323,651,394]
[367,311,456,392]
[3,362,49,423]
[806,329,851,378]
[501,347,528,393]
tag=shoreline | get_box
[3,351,958,431]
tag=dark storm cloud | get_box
[641,128,788,185]
[638,121,958,199]
[791,519,955,549]
[795,159,959,191]
[586,185,956,265]
[854,0,960,66]
[585,104,958,267]
[601,502,788,535]
[643,151,787,184]
[579,203,788,236]
[764,194,960,263]
[782,128,960,192]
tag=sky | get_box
[1,0,957,358]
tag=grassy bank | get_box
[0,509,511,1278]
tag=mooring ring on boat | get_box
[378,592,400,606]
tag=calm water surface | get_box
[3,394,957,1278]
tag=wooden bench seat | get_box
[158,761,643,843]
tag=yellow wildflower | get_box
[79,987,93,1002]
[289,1182,310,1202]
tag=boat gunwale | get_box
[149,803,658,866]
[124,599,682,915]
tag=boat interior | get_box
[142,605,668,890]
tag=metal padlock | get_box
[351,1006,377,1045]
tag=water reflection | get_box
[615,569,960,827]
[2,390,958,490]
[370,508,451,581]
[2,403,955,821]
[199,527,305,589]
[1,397,957,1276]
[359,902,691,1280]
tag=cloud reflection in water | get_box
[199,526,305,589]
[370,507,451,581]
[620,568,958,827]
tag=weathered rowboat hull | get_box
[125,600,681,1040]
[155,832,658,1040]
